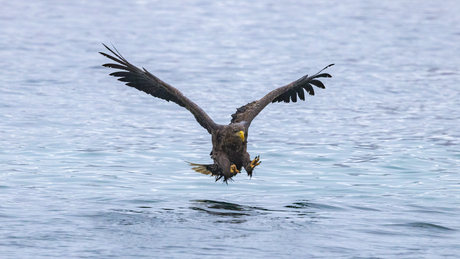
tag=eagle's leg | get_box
[250,155,261,169]
[243,155,261,178]
[214,155,239,183]
[230,164,240,174]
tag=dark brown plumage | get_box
[100,43,333,183]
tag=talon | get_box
[230,164,240,174]
[250,155,261,169]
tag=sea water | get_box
[1,0,459,258]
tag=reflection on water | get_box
[190,200,273,220]
[285,200,346,211]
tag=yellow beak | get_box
[237,131,245,142]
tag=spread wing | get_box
[100,43,218,134]
[231,64,334,126]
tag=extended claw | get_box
[250,155,261,169]
[230,164,240,174]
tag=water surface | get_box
[1,0,460,258]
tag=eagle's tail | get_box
[187,162,235,183]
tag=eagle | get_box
[100,44,333,183]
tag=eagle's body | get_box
[209,123,251,181]
[100,44,333,183]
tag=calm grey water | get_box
[1,0,460,258]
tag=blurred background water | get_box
[1,0,460,258]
